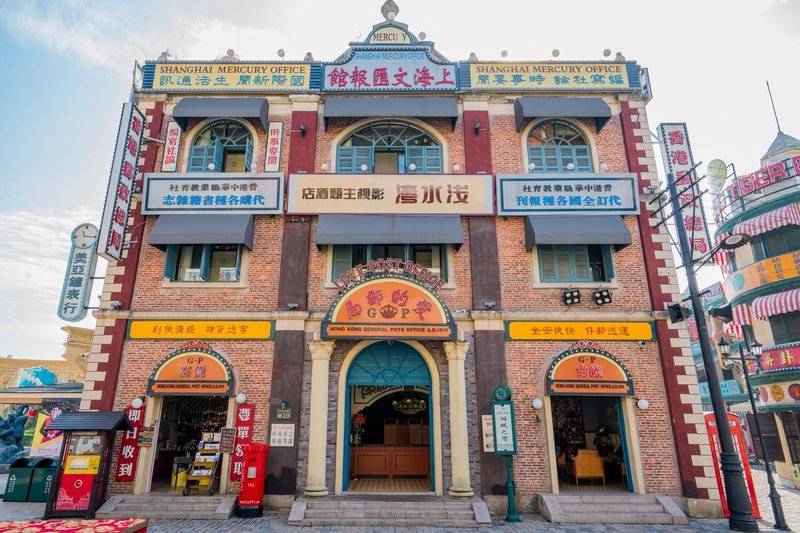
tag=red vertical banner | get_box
[115,406,144,482]
[230,403,255,481]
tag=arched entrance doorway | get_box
[336,341,441,494]
[543,341,645,494]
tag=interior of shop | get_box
[151,395,228,492]
[349,386,431,492]
[552,395,630,492]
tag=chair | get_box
[567,449,605,487]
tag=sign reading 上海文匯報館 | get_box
[98,103,145,261]
[324,50,457,91]
[142,173,284,214]
[288,174,493,215]
[129,320,273,340]
[143,63,313,92]
[58,224,99,322]
[496,174,640,216]
[506,321,654,341]
[466,62,636,91]
[658,123,712,263]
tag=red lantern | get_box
[28,409,37,417]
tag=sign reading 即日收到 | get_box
[288,174,493,215]
[98,103,145,261]
[142,63,313,92]
[324,49,457,91]
[264,121,284,172]
[161,121,181,172]
[142,173,283,214]
[658,123,712,263]
[465,63,637,91]
[496,174,640,215]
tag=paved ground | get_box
[0,470,796,532]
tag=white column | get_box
[304,340,335,497]
[443,341,474,498]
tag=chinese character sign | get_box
[98,103,145,261]
[658,123,712,264]
[468,63,634,91]
[57,224,99,322]
[115,405,145,482]
[324,51,456,91]
[230,403,255,481]
[144,63,312,92]
[269,424,296,447]
[161,121,182,172]
[142,174,284,215]
[264,121,284,172]
[491,402,517,455]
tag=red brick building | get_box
[79,4,721,522]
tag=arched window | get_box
[527,120,592,173]
[337,121,442,173]
[189,120,253,172]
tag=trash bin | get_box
[236,443,269,518]
[28,458,57,502]
[172,457,191,487]
[4,458,33,502]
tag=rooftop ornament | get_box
[381,0,399,21]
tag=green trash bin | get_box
[28,458,56,502]
[4,458,33,502]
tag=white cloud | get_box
[0,207,105,359]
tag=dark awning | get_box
[316,215,463,248]
[323,97,459,131]
[172,98,269,130]
[514,97,613,132]
[47,411,133,432]
[149,214,254,250]
[524,215,631,250]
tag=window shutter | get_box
[527,146,545,173]
[354,146,373,173]
[199,244,211,281]
[539,246,557,281]
[337,146,356,173]
[423,146,442,173]
[189,146,209,172]
[602,245,615,281]
[572,245,591,281]
[747,413,785,462]
[332,245,354,280]
[210,139,223,172]
[405,146,424,172]
[163,244,180,280]
[554,245,572,281]
[574,146,592,171]
[244,137,253,172]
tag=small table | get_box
[0,518,148,533]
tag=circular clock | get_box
[71,223,99,249]
[493,385,512,401]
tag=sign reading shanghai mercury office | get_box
[467,63,636,91]
[142,173,284,215]
[496,174,640,216]
[142,62,313,92]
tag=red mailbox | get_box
[236,443,269,518]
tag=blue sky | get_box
[0,0,798,359]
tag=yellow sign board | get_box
[469,63,631,91]
[128,320,273,340]
[65,454,101,475]
[506,321,654,341]
[287,174,494,215]
[368,26,413,44]
[147,63,312,91]
[724,251,800,301]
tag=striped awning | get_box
[733,203,800,237]
[732,303,753,326]
[714,232,731,275]
[752,288,800,319]
[723,322,743,339]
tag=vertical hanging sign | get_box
[658,123,712,263]
[98,103,145,261]
[161,120,181,172]
[57,223,99,322]
[264,121,284,172]
[115,405,144,482]
[230,403,254,481]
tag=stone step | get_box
[101,511,221,520]
[304,507,475,519]
[115,503,220,512]
[307,499,473,510]
[303,517,487,528]
[560,502,665,514]
[554,493,659,505]
[553,512,678,525]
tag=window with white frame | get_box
[163,244,243,282]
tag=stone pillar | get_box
[444,341,474,498]
[304,340,335,497]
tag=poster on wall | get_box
[26,399,80,459]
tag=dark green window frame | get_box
[189,120,253,172]
[769,310,800,345]
[163,244,243,282]
[332,244,448,282]
[537,244,614,283]
[336,121,442,173]
[527,120,593,173]
[750,226,800,261]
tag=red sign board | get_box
[230,403,255,481]
[54,473,95,511]
[747,343,800,375]
[704,412,761,519]
[115,406,144,482]
[715,155,800,221]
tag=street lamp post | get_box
[664,171,758,531]
[718,337,790,530]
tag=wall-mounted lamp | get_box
[566,162,576,171]
[600,162,609,171]
[592,288,612,306]
[532,398,543,410]
[452,164,460,172]
[636,398,649,410]
[360,164,369,172]
[321,163,329,172]
[561,288,580,305]
[110,300,122,310]
[131,396,145,409]
[483,300,496,310]
[408,163,417,172]
[528,162,537,172]
[299,124,307,137]
[473,121,481,136]
[287,303,299,310]
[236,393,247,404]
[207,163,216,171]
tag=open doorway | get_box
[551,395,631,492]
[151,396,228,493]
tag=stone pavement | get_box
[0,470,796,532]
